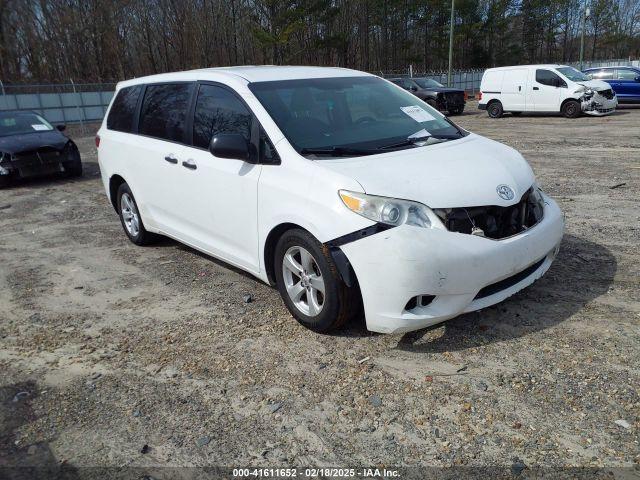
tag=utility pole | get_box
[579,3,591,70]
[447,0,455,86]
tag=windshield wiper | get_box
[378,133,462,151]
[300,146,378,157]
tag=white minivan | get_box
[97,66,564,334]
[478,64,617,118]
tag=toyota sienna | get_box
[97,66,564,334]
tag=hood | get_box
[317,134,535,209]
[421,87,464,94]
[0,130,68,154]
[576,79,612,91]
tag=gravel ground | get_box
[0,103,638,479]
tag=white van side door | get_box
[531,69,564,111]
[501,68,528,111]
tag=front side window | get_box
[192,84,252,149]
[414,78,444,89]
[139,83,192,142]
[556,66,590,82]
[590,69,614,80]
[249,76,463,157]
[536,69,564,87]
[107,86,142,132]
[617,69,639,80]
[0,111,54,137]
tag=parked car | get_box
[389,77,466,114]
[0,110,82,187]
[478,64,617,118]
[582,66,640,103]
[97,66,564,334]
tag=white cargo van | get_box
[478,64,617,118]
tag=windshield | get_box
[414,78,444,89]
[557,67,590,82]
[249,76,463,157]
[0,112,54,137]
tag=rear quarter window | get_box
[106,86,142,133]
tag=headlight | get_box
[339,190,432,228]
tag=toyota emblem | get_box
[496,184,515,201]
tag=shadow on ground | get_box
[0,381,79,479]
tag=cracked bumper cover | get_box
[339,194,564,333]
[582,92,618,115]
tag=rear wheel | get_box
[487,101,503,118]
[116,183,158,246]
[274,229,360,333]
[562,100,581,118]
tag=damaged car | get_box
[0,110,82,187]
[478,64,617,118]
[98,67,564,334]
[389,77,466,114]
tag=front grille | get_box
[434,187,544,240]
[598,89,614,100]
[474,257,546,300]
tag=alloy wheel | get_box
[282,246,325,317]
[121,192,140,237]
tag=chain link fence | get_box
[0,82,116,132]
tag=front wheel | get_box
[562,100,581,118]
[274,229,360,332]
[449,106,464,115]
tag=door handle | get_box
[533,86,539,90]
[164,155,178,164]
[182,159,197,170]
[518,86,521,91]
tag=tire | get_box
[274,229,360,333]
[65,162,83,177]
[562,100,581,118]
[449,106,464,115]
[487,101,503,118]
[0,176,11,188]
[426,99,439,110]
[116,182,157,246]
[511,111,522,116]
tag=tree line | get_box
[0,0,639,84]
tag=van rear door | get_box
[501,68,528,111]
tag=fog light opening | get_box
[404,294,436,311]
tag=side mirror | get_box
[635,76,640,82]
[209,133,251,161]
[410,86,418,91]
[56,124,66,131]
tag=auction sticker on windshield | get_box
[401,105,436,123]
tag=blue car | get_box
[583,66,640,103]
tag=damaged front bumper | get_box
[581,90,618,116]
[339,193,564,333]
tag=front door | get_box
[531,69,564,112]
[177,83,262,272]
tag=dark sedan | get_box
[0,110,82,187]
[389,77,466,114]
